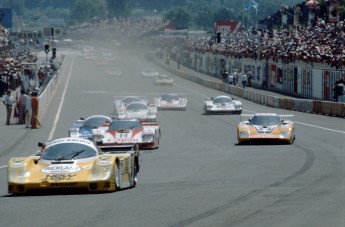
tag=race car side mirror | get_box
[38,142,45,147]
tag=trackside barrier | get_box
[322,101,333,115]
[243,89,249,100]
[292,99,313,113]
[254,93,260,103]
[38,55,65,119]
[273,96,280,108]
[260,94,268,105]
[154,59,344,118]
[331,102,345,117]
[312,101,323,114]
[266,96,274,107]
[216,83,227,92]
[279,98,288,110]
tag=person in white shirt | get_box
[2,89,15,125]
[240,72,248,89]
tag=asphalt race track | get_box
[1,44,345,227]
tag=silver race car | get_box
[153,74,174,85]
[68,115,112,140]
[203,95,242,114]
[154,93,187,110]
[142,68,159,78]
[116,102,157,121]
[113,96,148,117]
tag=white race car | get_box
[154,93,187,110]
[154,74,173,85]
[116,102,157,121]
[203,95,242,114]
[113,96,148,117]
[108,68,122,77]
[142,69,159,78]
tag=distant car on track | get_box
[113,96,148,117]
[108,68,122,77]
[154,93,187,110]
[154,74,173,85]
[7,137,139,194]
[142,69,159,78]
[116,102,157,121]
[203,95,242,114]
[237,113,295,144]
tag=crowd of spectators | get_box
[154,19,345,69]
[65,17,168,39]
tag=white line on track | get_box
[47,58,74,141]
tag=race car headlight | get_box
[142,134,154,142]
[92,162,112,180]
[8,168,29,183]
[92,134,104,142]
[280,132,291,138]
[235,105,242,110]
[239,132,249,138]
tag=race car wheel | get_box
[114,161,120,190]
[203,106,208,115]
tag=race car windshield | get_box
[162,94,179,101]
[213,97,232,104]
[126,103,148,111]
[109,120,141,130]
[83,117,109,128]
[121,97,141,105]
[249,116,282,126]
[41,143,97,160]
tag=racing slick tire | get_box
[114,161,120,190]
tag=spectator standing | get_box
[25,89,32,128]
[247,70,253,87]
[240,72,248,89]
[2,89,15,125]
[233,70,238,86]
[18,89,28,124]
[30,91,39,129]
[333,79,345,102]
[20,71,29,92]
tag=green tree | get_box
[194,6,213,30]
[107,0,131,18]
[213,7,236,22]
[71,0,106,22]
[165,7,191,28]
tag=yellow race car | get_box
[237,113,295,144]
[8,137,140,194]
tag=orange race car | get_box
[237,113,295,144]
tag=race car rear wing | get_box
[240,114,294,122]
[99,144,139,154]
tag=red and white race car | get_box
[140,120,161,149]
[93,119,143,147]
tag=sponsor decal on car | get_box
[9,163,25,168]
[41,174,77,181]
[41,164,82,174]
[12,158,25,163]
